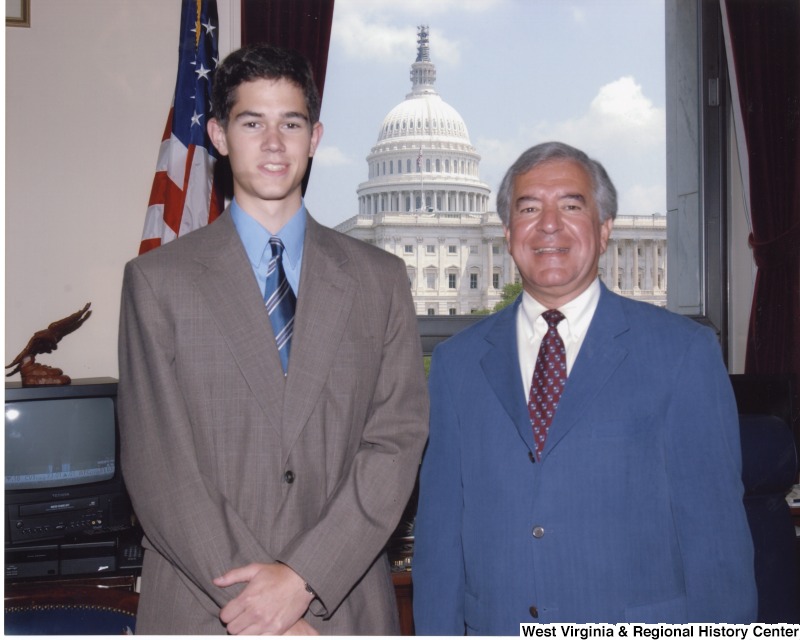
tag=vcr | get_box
[6,493,132,545]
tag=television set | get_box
[4,378,135,548]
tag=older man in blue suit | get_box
[413,142,757,633]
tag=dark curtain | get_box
[724,0,800,381]
[240,0,336,193]
[241,0,335,95]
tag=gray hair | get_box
[496,141,618,225]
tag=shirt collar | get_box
[520,278,601,344]
[230,198,307,270]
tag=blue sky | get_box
[304,0,666,229]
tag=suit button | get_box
[532,526,545,538]
[283,470,295,484]
[529,606,539,618]
[528,451,536,463]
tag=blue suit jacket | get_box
[413,282,757,634]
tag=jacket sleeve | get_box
[118,259,275,615]
[664,326,757,622]
[275,260,429,616]
[412,343,467,635]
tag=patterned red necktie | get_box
[528,309,567,460]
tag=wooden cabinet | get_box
[393,571,414,635]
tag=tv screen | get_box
[5,397,116,491]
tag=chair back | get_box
[5,585,139,635]
[731,374,799,623]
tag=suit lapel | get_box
[540,283,629,459]
[480,299,538,453]
[280,216,357,463]
[192,211,287,434]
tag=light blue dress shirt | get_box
[230,198,306,298]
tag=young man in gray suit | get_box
[118,44,428,635]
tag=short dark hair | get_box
[496,141,618,225]
[210,43,321,126]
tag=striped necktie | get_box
[528,309,567,460]
[265,237,296,374]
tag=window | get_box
[425,270,436,289]
[448,245,457,255]
[404,244,413,254]
[449,308,456,316]
[493,273,500,289]
[426,244,436,254]
[427,308,435,316]
[469,245,478,255]
[308,3,734,338]
[470,273,478,289]
[448,273,457,289]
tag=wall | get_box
[5,1,237,381]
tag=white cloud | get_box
[331,0,502,65]
[336,0,503,16]
[570,6,588,23]
[507,76,667,215]
[332,13,461,65]
[313,146,353,167]
[530,76,665,152]
[332,13,417,63]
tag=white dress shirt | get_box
[515,278,602,400]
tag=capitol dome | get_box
[357,26,490,216]
[378,95,470,145]
[378,87,471,145]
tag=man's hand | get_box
[213,562,314,635]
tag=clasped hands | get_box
[214,562,318,635]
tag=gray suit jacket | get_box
[118,211,428,634]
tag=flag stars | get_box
[202,19,216,37]
[191,111,204,127]
[195,63,211,81]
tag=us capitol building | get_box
[335,27,667,314]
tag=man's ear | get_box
[207,118,229,156]
[309,121,324,158]
[599,217,614,254]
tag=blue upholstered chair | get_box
[4,585,138,635]
[731,374,799,623]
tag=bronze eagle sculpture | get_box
[6,303,92,386]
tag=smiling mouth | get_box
[262,163,287,172]
[534,247,568,255]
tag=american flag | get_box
[139,0,223,255]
